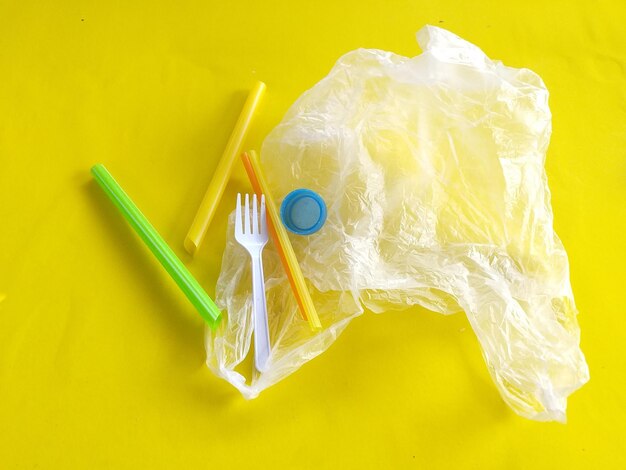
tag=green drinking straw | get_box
[91,164,221,328]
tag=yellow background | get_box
[1,1,624,468]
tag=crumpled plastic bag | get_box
[207,25,589,422]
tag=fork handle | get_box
[251,253,271,372]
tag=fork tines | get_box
[235,193,267,238]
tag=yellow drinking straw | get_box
[184,81,266,255]
[242,151,322,331]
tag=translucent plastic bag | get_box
[207,25,589,421]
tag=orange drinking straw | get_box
[241,151,322,330]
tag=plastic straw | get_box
[91,164,222,328]
[184,81,266,255]
[241,151,322,330]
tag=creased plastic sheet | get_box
[207,25,589,421]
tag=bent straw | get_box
[91,164,221,329]
[241,151,322,331]
[184,81,266,255]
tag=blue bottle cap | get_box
[280,189,327,235]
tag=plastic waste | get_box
[280,189,327,235]
[207,25,589,422]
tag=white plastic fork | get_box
[235,193,271,372]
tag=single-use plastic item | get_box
[91,164,221,328]
[185,81,266,255]
[280,189,327,235]
[234,194,271,372]
[209,26,589,421]
[240,151,322,330]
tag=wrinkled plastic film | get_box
[207,25,589,421]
